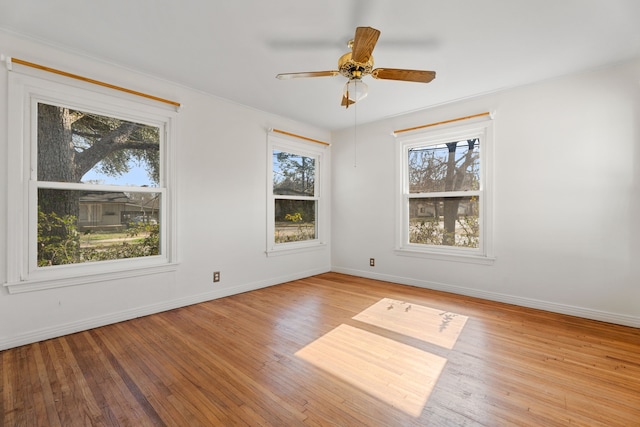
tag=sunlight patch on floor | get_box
[353,298,468,349]
[295,324,447,417]
[295,299,468,417]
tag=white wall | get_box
[0,32,331,350]
[2,31,637,351]
[331,59,640,327]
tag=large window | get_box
[267,134,327,255]
[5,73,177,293]
[396,118,493,263]
[36,103,162,266]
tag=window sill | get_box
[394,248,495,265]
[3,262,179,294]
[266,241,327,257]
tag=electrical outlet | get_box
[369,258,375,267]
[213,271,220,282]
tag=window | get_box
[5,73,177,293]
[396,118,493,263]
[266,134,327,255]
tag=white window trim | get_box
[266,133,327,256]
[394,117,495,264]
[4,72,179,294]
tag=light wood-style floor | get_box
[2,273,640,426]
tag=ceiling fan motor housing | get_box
[338,52,374,80]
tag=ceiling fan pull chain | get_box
[353,100,358,168]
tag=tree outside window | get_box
[396,119,493,261]
[272,150,317,243]
[407,139,480,248]
[6,72,177,292]
[37,102,162,266]
[266,134,326,256]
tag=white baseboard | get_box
[0,267,330,351]
[331,267,640,328]
[4,265,636,351]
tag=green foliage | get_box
[275,212,315,243]
[275,199,315,224]
[38,209,159,266]
[284,212,303,222]
[81,223,159,261]
[38,210,81,266]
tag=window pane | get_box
[408,139,479,193]
[409,196,479,248]
[38,188,160,266]
[273,150,315,196]
[37,103,160,186]
[274,199,316,243]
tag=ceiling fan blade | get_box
[276,70,340,80]
[351,27,380,63]
[341,94,355,108]
[371,68,436,83]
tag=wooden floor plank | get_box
[3,347,18,426]
[90,325,198,427]
[28,344,61,427]
[2,272,640,426]
[41,340,94,427]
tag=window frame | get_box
[266,133,327,256]
[5,72,178,294]
[395,117,495,264]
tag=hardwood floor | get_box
[2,272,640,426]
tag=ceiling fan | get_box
[276,27,436,108]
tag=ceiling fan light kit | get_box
[343,78,368,103]
[276,26,436,108]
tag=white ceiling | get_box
[1,0,639,131]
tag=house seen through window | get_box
[6,72,177,293]
[396,118,493,261]
[37,102,162,266]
